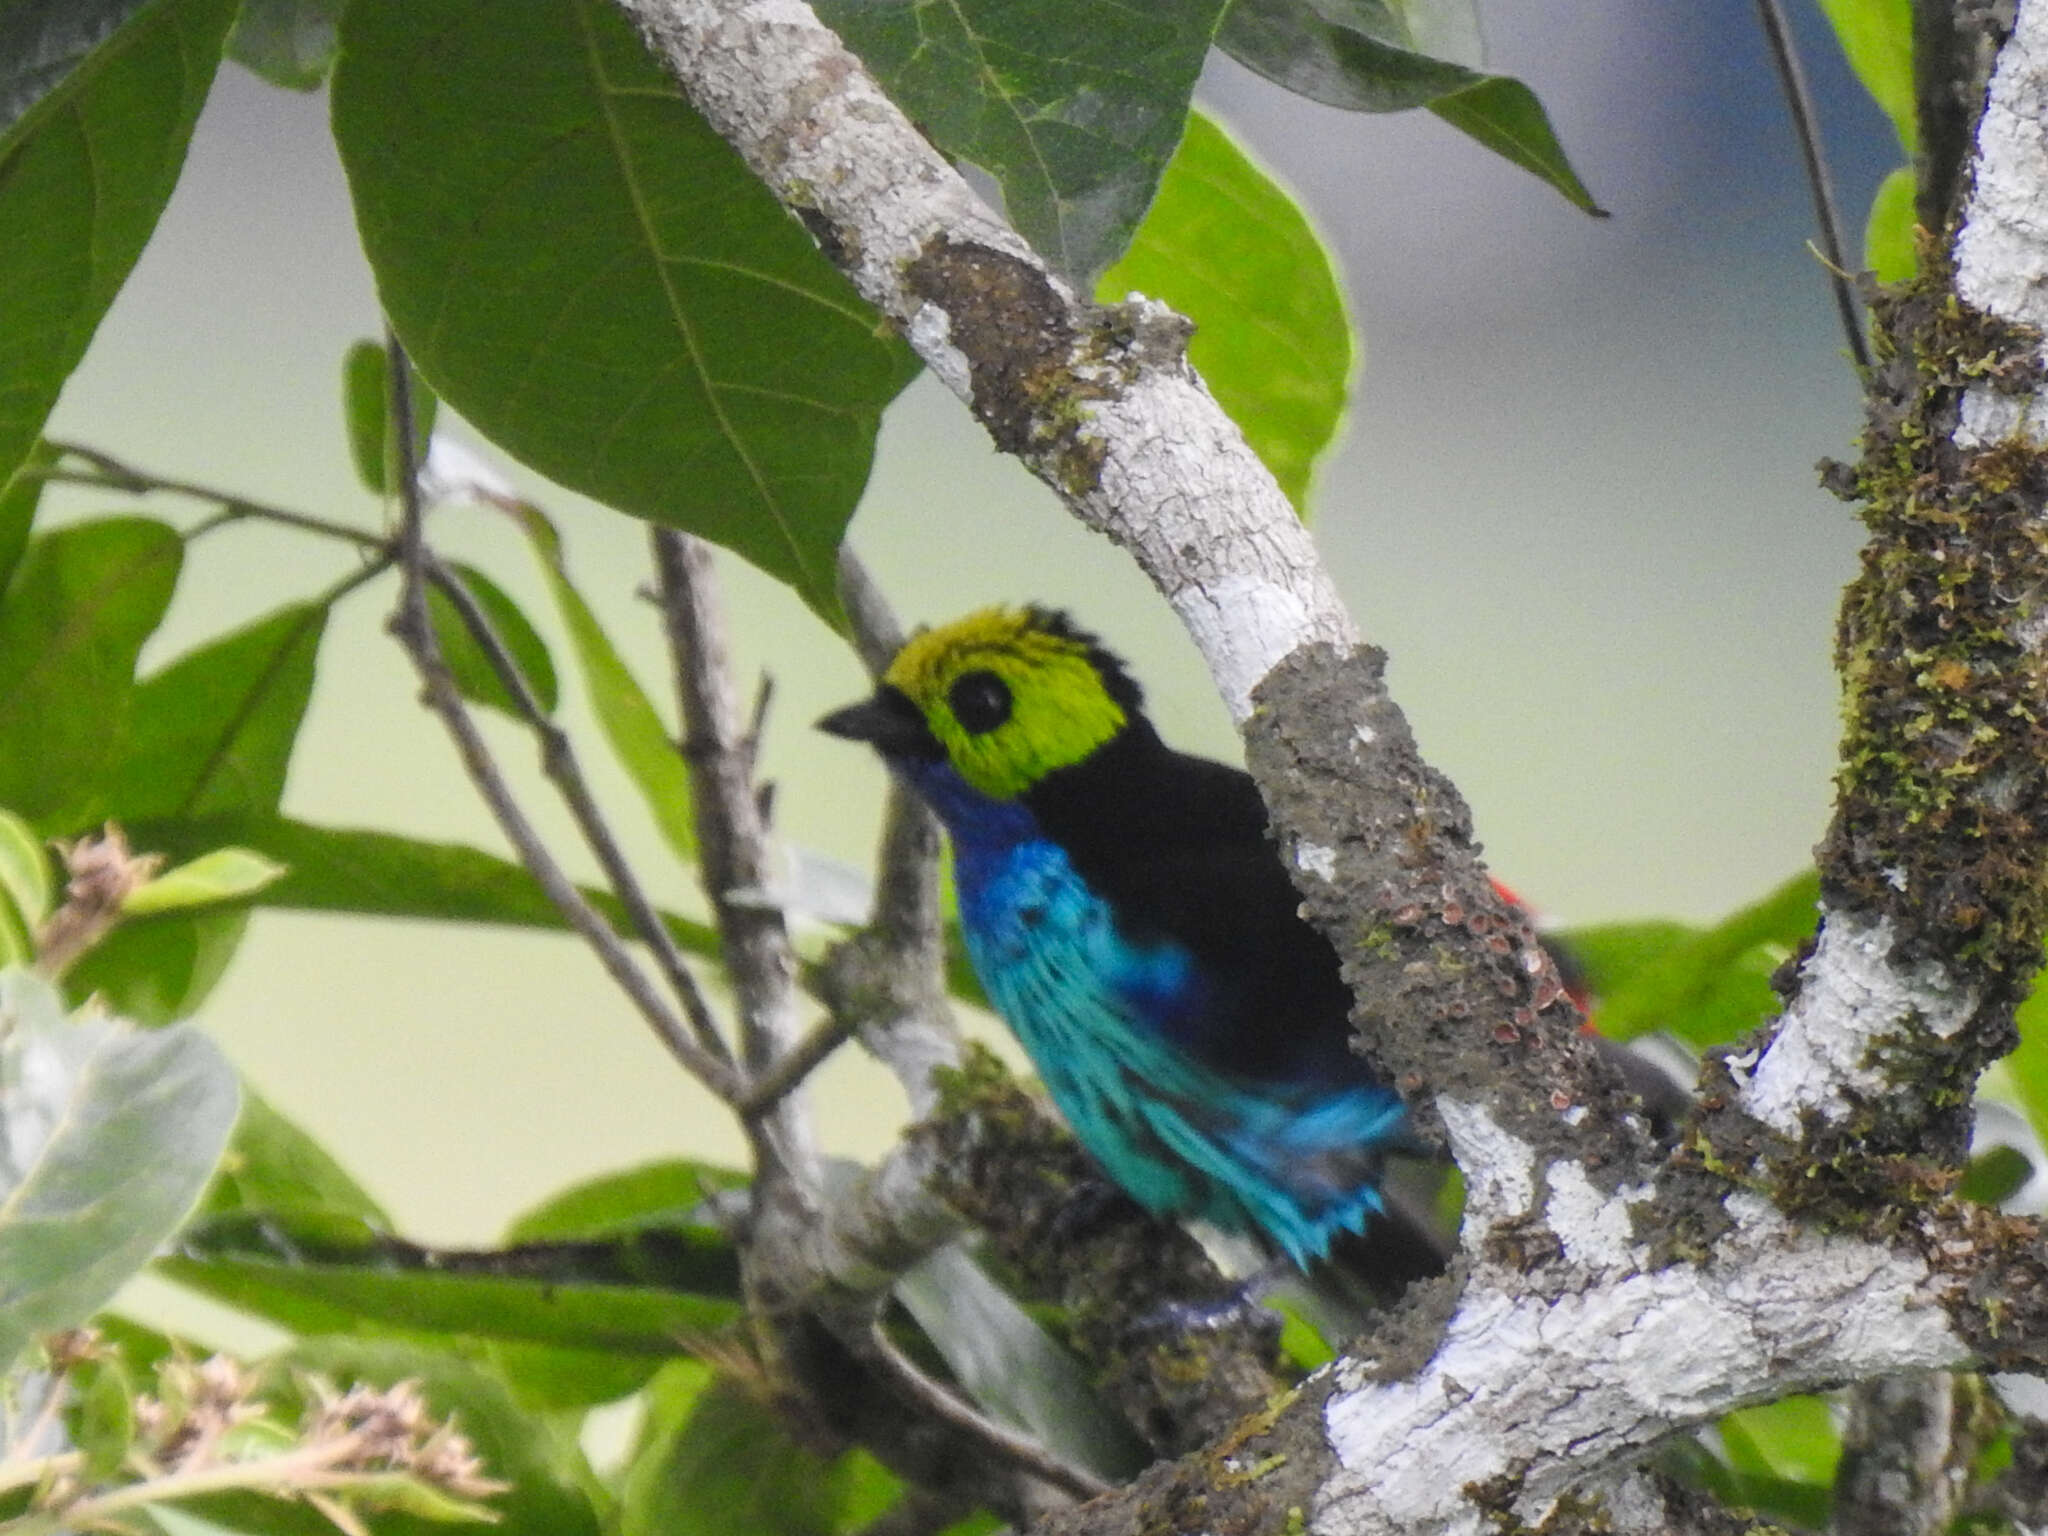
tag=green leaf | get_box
[0,807,51,966]
[426,563,559,718]
[332,0,918,621]
[201,1078,392,1226]
[1864,164,1917,284]
[0,0,237,479]
[1427,76,1604,218]
[0,441,57,592]
[1216,0,1602,214]
[1714,1395,1839,1525]
[0,969,239,1370]
[123,848,287,916]
[1960,1143,2033,1206]
[619,1368,900,1536]
[161,1209,743,1350]
[473,1338,668,1412]
[1720,1395,1840,1486]
[518,508,695,860]
[342,338,438,496]
[2005,951,2048,1151]
[1555,919,1700,1004]
[101,600,327,824]
[815,0,1229,283]
[64,908,250,1026]
[65,1349,138,1480]
[1813,0,1916,153]
[126,814,721,952]
[1097,110,1352,511]
[225,0,342,91]
[0,518,182,829]
[1564,872,1820,1047]
[505,1159,747,1244]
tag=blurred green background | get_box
[45,3,1891,1300]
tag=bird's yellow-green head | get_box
[819,607,1143,800]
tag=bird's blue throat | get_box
[890,754,1407,1268]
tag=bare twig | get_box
[650,528,817,1185]
[863,1322,1111,1503]
[1751,0,1874,371]
[380,335,743,1103]
[735,1013,855,1117]
[418,553,734,1073]
[837,546,907,675]
[37,442,389,552]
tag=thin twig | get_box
[1752,0,1875,371]
[838,545,907,676]
[863,1322,1111,1502]
[650,528,817,1184]
[419,552,734,1072]
[37,444,389,551]
[380,333,743,1103]
[735,1013,855,1116]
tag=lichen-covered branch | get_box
[1731,0,2048,1162]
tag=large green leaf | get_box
[504,1159,747,1244]
[518,507,696,861]
[1566,873,1820,1047]
[815,0,1229,284]
[71,600,323,1019]
[0,808,51,967]
[1097,111,1352,511]
[332,0,918,621]
[0,969,239,1369]
[619,1368,901,1536]
[1216,0,1601,214]
[1813,0,1915,154]
[0,517,183,829]
[162,1208,743,1349]
[125,814,721,953]
[200,1077,392,1227]
[0,0,236,479]
[0,440,56,592]
[224,0,342,91]
[101,600,327,823]
[64,907,250,1025]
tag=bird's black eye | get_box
[947,670,1013,734]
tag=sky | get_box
[44,2,1907,1297]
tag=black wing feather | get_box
[1022,723,1360,1083]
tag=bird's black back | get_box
[1021,719,1364,1086]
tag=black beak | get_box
[816,686,943,759]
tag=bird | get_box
[818,604,1466,1292]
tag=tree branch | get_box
[650,528,818,1187]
